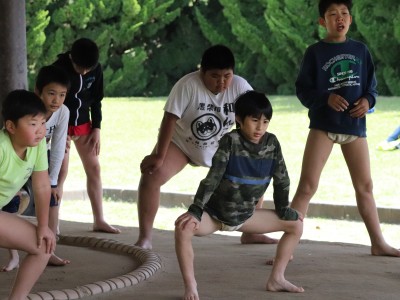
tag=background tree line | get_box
[26,0,400,97]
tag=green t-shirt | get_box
[0,130,48,208]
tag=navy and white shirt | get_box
[295,38,377,137]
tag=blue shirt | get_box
[295,38,377,137]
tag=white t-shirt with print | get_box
[164,71,252,167]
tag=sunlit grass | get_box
[64,96,400,208]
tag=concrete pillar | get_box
[0,0,27,124]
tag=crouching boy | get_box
[175,91,304,300]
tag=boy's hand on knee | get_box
[278,207,301,221]
[175,212,200,230]
[277,208,304,222]
[37,225,56,254]
[87,128,101,156]
[140,154,163,175]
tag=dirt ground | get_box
[1,220,399,300]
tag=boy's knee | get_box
[294,221,303,236]
[139,175,161,190]
[85,163,101,177]
[175,225,186,237]
[354,180,373,196]
[285,220,303,236]
[42,252,52,261]
[140,171,169,188]
[298,183,318,197]
[175,225,195,241]
[29,243,51,259]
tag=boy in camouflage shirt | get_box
[175,91,303,300]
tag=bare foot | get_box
[371,243,400,257]
[1,258,19,272]
[93,221,121,234]
[48,254,70,266]
[241,233,278,244]
[134,238,152,250]
[266,255,293,265]
[183,283,199,300]
[266,277,304,293]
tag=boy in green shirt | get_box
[0,90,56,299]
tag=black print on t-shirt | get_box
[191,113,221,141]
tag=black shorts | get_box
[1,195,20,213]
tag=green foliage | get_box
[353,0,400,96]
[262,0,316,93]
[104,47,148,96]
[26,0,194,95]
[25,0,400,96]
[194,0,231,46]
[26,0,51,83]
[145,11,207,95]
[219,0,265,53]
[216,0,315,94]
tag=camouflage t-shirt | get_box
[188,129,298,226]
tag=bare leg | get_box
[342,139,400,257]
[290,130,334,216]
[135,143,189,249]
[234,209,304,293]
[135,173,162,250]
[175,213,219,300]
[56,150,69,234]
[46,154,70,266]
[266,231,304,293]
[74,136,120,234]
[2,249,19,272]
[57,150,69,193]
[0,212,51,299]
[48,206,70,266]
[175,223,199,300]
[48,205,59,235]
[48,205,69,266]
[265,254,293,266]
[240,196,278,244]
[267,130,333,292]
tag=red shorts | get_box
[68,122,92,137]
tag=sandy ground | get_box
[1,220,399,300]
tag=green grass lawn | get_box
[64,95,400,208]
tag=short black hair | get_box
[235,91,273,128]
[2,90,47,124]
[70,38,99,69]
[200,44,235,72]
[36,65,70,94]
[319,0,352,17]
